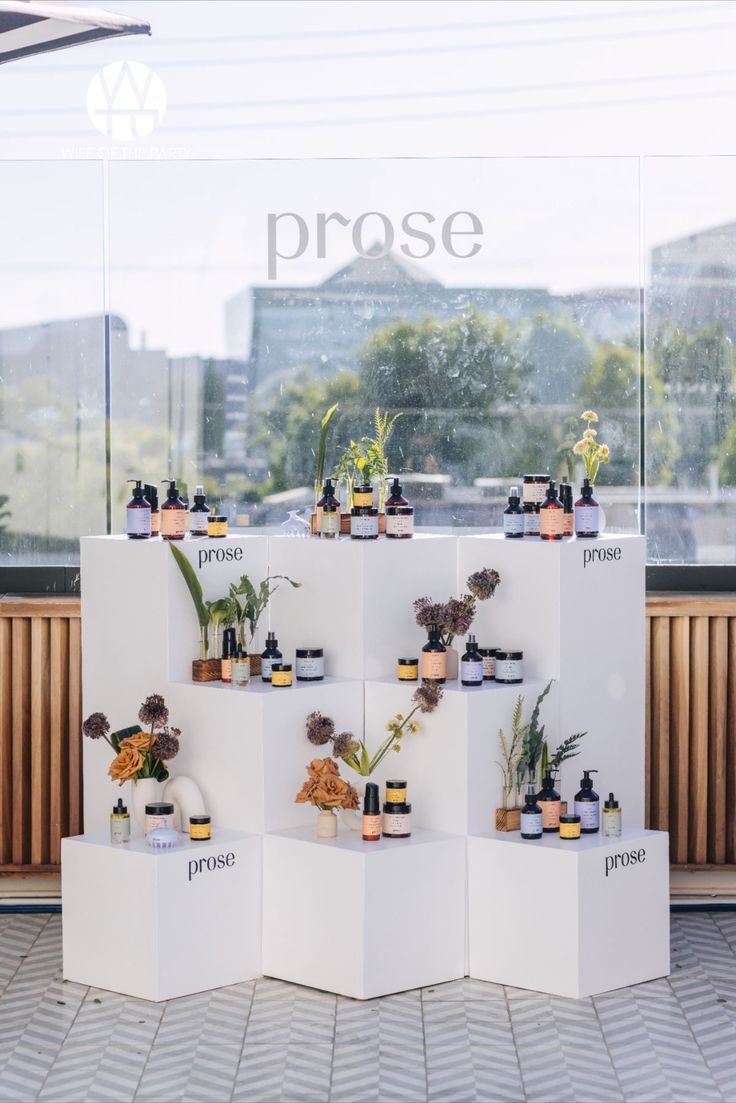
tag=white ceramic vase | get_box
[316,809,338,838]
[163,775,206,832]
[131,777,162,834]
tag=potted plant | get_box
[332,407,402,532]
[571,409,610,486]
[413,567,501,679]
[169,543,230,681]
[495,681,552,831]
[222,572,301,674]
[294,757,359,838]
[310,401,339,534]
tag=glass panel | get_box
[107,157,641,532]
[0,162,106,567]
[644,156,736,565]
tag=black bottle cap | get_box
[524,784,537,806]
[427,624,441,641]
[144,483,159,509]
[322,478,335,495]
[579,769,598,789]
[582,478,593,499]
[113,797,127,814]
[546,480,557,499]
[364,782,380,814]
[466,634,478,649]
[265,631,278,649]
[127,479,147,499]
[388,476,402,496]
[541,773,555,790]
[605,792,619,809]
[508,486,520,504]
[161,479,180,498]
[193,485,206,503]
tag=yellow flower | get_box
[583,428,597,440]
[581,410,598,423]
[572,440,587,456]
[408,720,420,734]
[600,444,610,459]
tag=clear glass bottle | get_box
[110,798,130,844]
[602,792,622,837]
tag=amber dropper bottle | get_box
[539,480,564,541]
[362,782,381,841]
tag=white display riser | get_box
[263,826,466,1000]
[62,830,261,1002]
[269,533,459,680]
[364,678,557,835]
[468,828,670,999]
[85,677,364,836]
[459,534,646,826]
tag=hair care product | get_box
[479,647,497,681]
[461,634,484,686]
[523,474,548,506]
[316,478,340,533]
[574,770,600,833]
[385,477,414,538]
[160,479,186,540]
[144,802,175,836]
[221,627,237,683]
[494,650,523,684]
[602,792,622,838]
[232,649,251,687]
[319,501,339,539]
[189,814,211,841]
[559,814,581,840]
[561,483,574,536]
[575,478,600,538]
[261,631,282,682]
[126,480,151,539]
[540,480,564,541]
[270,662,293,687]
[362,782,381,841]
[520,785,543,839]
[350,483,379,540]
[295,648,324,681]
[503,486,524,538]
[189,485,209,537]
[144,484,160,536]
[397,658,419,682]
[147,828,179,849]
[537,773,562,833]
[208,514,228,538]
[523,502,540,537]
[110,797,130,844]
[422,625,447,683]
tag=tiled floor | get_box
[0,912,735,1102]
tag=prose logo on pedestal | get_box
[188,852,236,881]
[197,546,243,569]
[583,546,622,569]
[605,848,646,877]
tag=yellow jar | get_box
[189,815,211,840]
[271,663,293,687]
[397,658,419,682]
[385,780,407,803]
[207,515,228,538]
[559,815,581,840]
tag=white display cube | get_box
[468,828,670,998]
[262,826,465,999]
[268,534,459,681]
[364,678,557,835]
[459,534,646,826]
[62,829,262,1001]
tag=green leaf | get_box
[109,724,142,752]
[169,544,209,628]
[314,402,339,500]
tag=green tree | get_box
[518,312,593,404]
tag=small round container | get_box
[207,515,228,538]
[350,507,379,539]
[559,814,582,840]
[397,658,419,682]
[382,801,412,838]
[189,814,212,841]
[478,647,497,681]
[270,662,293,687]
[494,649,524,684]
[385,779,408,803]
[147,827,180,850]
[295,648,324,681]
[144,802,175,836]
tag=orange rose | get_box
[108,746,144,785]
[307,757,340,780]
[313,774,359,810]
[120,732,156,753]
[295,777,318,804]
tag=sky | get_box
[2,0,736,356]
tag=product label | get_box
[540,800,561,830]
[503,513,524,535]
[208,520,228,537]
[189,823,211,840]
[422,651,447,680]
[560,822,581,839]
[189,513,208,535]
[382,812,411,836]
[601,810,622,837]
[350,514,379,537]
[144,813,173,835]
[271,669,292,686]
[126,506,151,535]
[523,482,546,505]
[482,655,496,679]
[385,512,414,537]
[539,507,564,537]
[385,786,407,802]
[563,514,574,536]
[161,509,187,537]
[320,513,339,536]
[296,655,324,679]
[362,814,382,838]
[261,657,275,679]
[232,660,251,686]
[150,512,160,535]
[398,662,418,680]
[353,489,373,508]
[524,510,540,536]
[575,503,600,534]
[520,810,542,835]
[221,659,232,682]
[574,800,600,830]
[461,659,483,684]
[495,658,523,682]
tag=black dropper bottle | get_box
[574,769,600,833]
[503,486,524,538]
[520,784,543,840]
[461,634,483,686]
[261,631,282,683]
[144,483,160,536]
[189,485,209,537]
[385,477,414,539]
[125,480,151,540]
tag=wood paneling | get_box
[646,593,736,867]
[0,597,81,871]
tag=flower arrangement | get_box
[413,567,501,646]
[223,572,301,652]
[333,407,402,512]
[294,757,360,811]
[304,682,443,779]
[82,694,180,785]
[572,410,610,485]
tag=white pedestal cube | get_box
[263,826,465,999]
[62,829,262,1001]
[268,534,459,680]
[364,678,557,835]
[459,534,646,826]
[468,828,670,998]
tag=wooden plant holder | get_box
[248,653,262,676]
[192,659,221,683]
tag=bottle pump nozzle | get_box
[161,478,180,497]
[579,769,598,789]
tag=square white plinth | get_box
[263,826,465,999]
[468,828,670,998]
[62,829,262,1001]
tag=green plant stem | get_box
[342,706,420,777]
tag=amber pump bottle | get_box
[575,478,600,538]
[144,484,160,536]
[422,624,447,684]
[160,479,187,541]
[537,772,562,832]
[560,483,574,537]
[125,480,151,539]
[539,480,564,541]
[385,477,414,538]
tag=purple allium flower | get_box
[82,712,110,740]
[153,727,179,761]
[444,596,475,638]
[138,694,169,729]
[413,597,448,630]
[467,567,501,601]
[412,683,443,714]
[332,731,358,758]
[305,711,335,746]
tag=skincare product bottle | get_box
[144,802,175,836]
[539,480,564,541]
[561,483,574,537]
[319,501,339,539]
[125,480,151,539]
[270,662,293,687]
[382,788,412,838]
[385,780,408,802]
[362,782,381,841]
[261,631,282,682]
[232,648,251,687]
[189,814,211,841]
[575,478,600,538]
[574,769,600,833]
[189,485,209,537]
[520,785,543,839]
[295,648,324,681]
[316,478,340,523]
[523,502,540,537]
[350,483,379,540]
[160,479,187,540]
[110,797,130,844]
[385,477,414,539]
[397,657,419,682]
[479,647,497,681]
[503,486,524,538]
[421,624,447,684]
[208,513,228,538]
[602,792,622,837]
[494,649,523,684]
[559,814,581,840]
[537,773,562,833]
[144,484,160,536]
[221,627,237,683]
[460,634,484,686]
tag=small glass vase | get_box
[316,808,338,838]
[444,645,459,680]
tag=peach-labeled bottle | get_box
[362,783,381,841]
[421,625,447,683]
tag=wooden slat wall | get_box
[646,593,736,868]
[0,597,81,871]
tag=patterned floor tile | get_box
[154,982,254,1047]
[335,991,423,1046]
[66,989,163,1048]
[423,1000,515,1048]
[234,1044,333,1103]
[134,1043,241,1102]
[422,978,505,1002]
[331,1044,426,1102]
[246,978,336,1044]
[426,1043,523,1102]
